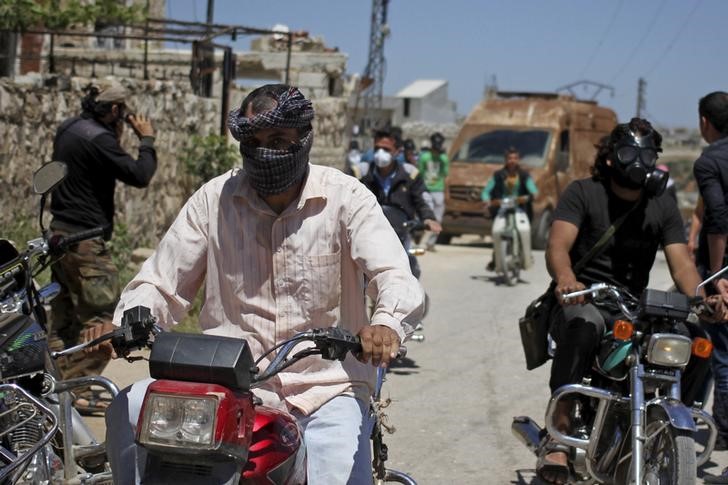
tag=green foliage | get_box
[181,134,239,189]
[2,215,52,286]
[0,0,146,31]
[107,221,136,286]
[0,0,43,31]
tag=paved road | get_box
[88,237,728,484]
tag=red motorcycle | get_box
[89,306,416,484]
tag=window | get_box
[403,98,410,118]
[453,129,552,168]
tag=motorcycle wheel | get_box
[376,469,417,484]
[498,236,514,287]
[510,229,521,284]
[640,413,696,485]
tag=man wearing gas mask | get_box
[537,118,716,484]
[106,85,424,484]
[358,129,441,278]
[49,82,156,415]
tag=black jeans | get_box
[549,302,711,407]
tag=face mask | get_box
[240,130,314,195]
[374,148,393,168]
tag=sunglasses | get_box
[616,146,658,167]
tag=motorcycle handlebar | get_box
[51,307,160,360]
[253,328,407,385]
[49,226,106,254]
[562,283,638,320]
[403,220,426,232]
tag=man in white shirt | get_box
[105,84,424,484]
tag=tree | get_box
[0,0,145,77]
[0,0,144,31]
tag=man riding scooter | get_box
[481,147,538,275]
[358,129,442,279]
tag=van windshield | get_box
[453,129,552,167]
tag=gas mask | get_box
[612,131,667,197]
[373,148,393,168]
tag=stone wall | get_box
[0,75,220,248]
[0,74,349,247]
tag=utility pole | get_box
[200,0,215,97]
[636,77,646,118]
[206,0,215,25]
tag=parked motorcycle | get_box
[0,161,117,484]
[76,305,417,484]
[512,282,717,484]
[491,196,532,286]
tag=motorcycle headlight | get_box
[139,394,218,449]
[645,334,692,368]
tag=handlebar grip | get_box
[50,227,106,253]
[403,220,426,232]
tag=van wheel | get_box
[436,233,453,245]
[532,210,552,250]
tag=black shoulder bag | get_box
[518,198,642,370]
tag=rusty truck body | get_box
[441,91,618,248]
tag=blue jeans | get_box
[704,323,728,436]
[106,379,373,484]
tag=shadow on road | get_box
[469,274,531,286]
[388,356,420,376]
[511,469,545,484]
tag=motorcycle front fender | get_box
[646,397,696,432]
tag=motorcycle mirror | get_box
[32,161,67,195]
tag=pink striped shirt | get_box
[113,164,424,414]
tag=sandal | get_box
[536,437,570,485]
[73,389,112,416]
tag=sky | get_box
[166,0,727,129]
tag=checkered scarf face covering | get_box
[228,87,315,195]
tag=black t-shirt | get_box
[553,177,686,295]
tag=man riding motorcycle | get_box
[540,118,724,484]
[103,85,425,485]
[481,147,538,273]
[358,129,442,278]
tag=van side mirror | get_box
[555,152,569,172]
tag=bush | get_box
[181,134,239,190]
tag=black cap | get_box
[430,132,445,149]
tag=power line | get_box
[580,0,624,77]
[609,0,667,83]
[643,0,702,78]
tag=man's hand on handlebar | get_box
[424,219,442,233]
[357,325,400,368]
[714,279,728,303]
[700,294,728,324]
[555,276,587,306]
[517,195,530,205]
[82,321,118,359]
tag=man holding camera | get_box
[48,82,157,414]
